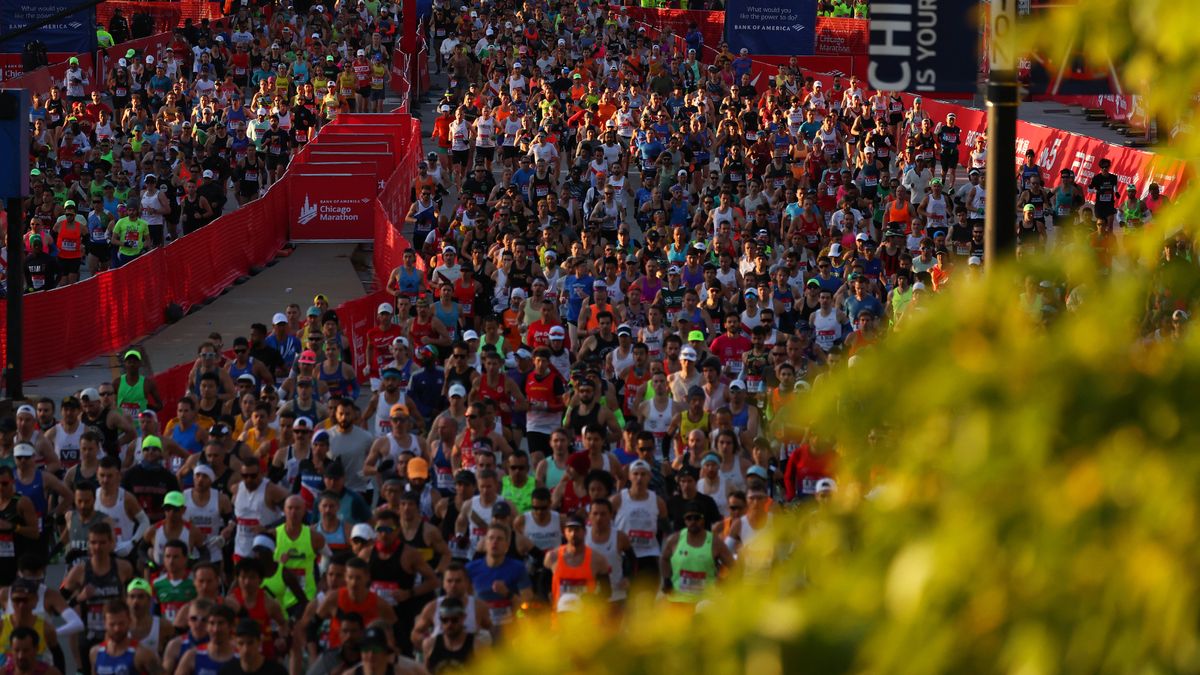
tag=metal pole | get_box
[984,0,1018,267]
[5,197,23,400]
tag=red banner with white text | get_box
[288,172,377,241]
[814,17,868,56]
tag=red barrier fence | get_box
[624,7,724,52]
[96,0,224,34]
[0,178,290,381]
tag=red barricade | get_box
[153,360,196,423]
[625,7,725,53]
[96,0,223,34]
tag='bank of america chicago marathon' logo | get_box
[730,22,807,32]
[298,195,371,225]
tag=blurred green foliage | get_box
[470,3,1200,673]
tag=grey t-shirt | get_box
[328,425,375,492]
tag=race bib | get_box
[486,598,513,624]
[0,532,13,557]
[678,570,707,593]
[61,240,78,252]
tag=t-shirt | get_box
[465,557,531,624]
[112,217,149,256]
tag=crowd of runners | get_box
[5,0,396,293]
[0,0,1187,673]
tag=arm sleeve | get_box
[56,607,85,637]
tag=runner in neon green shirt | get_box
[111,205,149,265]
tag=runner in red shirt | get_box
[365,301,402,390]
[708,314,753,382]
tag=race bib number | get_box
[486,599,513,624]
[678,570,707,593]
[61,240,78,252]
[0,533,13,557]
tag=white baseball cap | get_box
[376,302,394,315]
[448,383,468,398]
[680,346,697,361]
[548,326,566,340]
[272,312,288,324]
[351,523,375,541]
[462,330,479,341]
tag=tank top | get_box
[544,456,567,490]
[669,531,716,603]
[52,422,83,469]
[274,524,318,604]
[374,390,403,436]
[328,587,380,648]
[812,309,842,352]
[183,489,221,557]
[151,522,193,565]
[615,489,661,558]
[116,375,147,417]
[369,543,415,607]
[587,527,626,602]
[431,442,455,495]
[141,189,164,225]
[84,560,124,639]
[316,518,348,556]
[718,455,746,494]
[192,643,235,675]
[924,193,948,228]
[82,407,120,457]
[886,199,912,232]
[93,643,137,674]
[643,398,673,450]
[521,510,562,553]
[318,362,355,400]
[679,411,710,447]
[14,470,46,528]
[0,499,18,574]
[551,545,596,607]
[610,347,635,379]
[95,487,136,545]
[465,496,497,555]
[227,358,255,382]
[57,218,83,259]
[233,480,279,558]
[698,474,729,517]
[476,374,511,425]
[65,511,105,561]
[229,586,274,657]
[426,633,475,673]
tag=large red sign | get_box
[288,172,376,241]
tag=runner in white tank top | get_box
[811,308,843,352]
[184,487,222,562]
[613,488,661,559]
[465,495,497,555]
[643,398,673,451]
[609,346,635,378]
[95,487,137,549]
[387,432,420,463]
[374,389,405,436]
[697,472,729,517]
[233,480,279,559]
[52,421,83,467]
[520,510,562,553]
[586,526,626,602]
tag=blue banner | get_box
[867,0,978,94]
[724,0,817,57]
[0,0,97,54]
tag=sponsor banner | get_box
[815,17,868,56]
[288,172,376,240]
[0,0,97,54]
[724,0,817,56]
[743,54,863,83]
[868,0,979,94]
